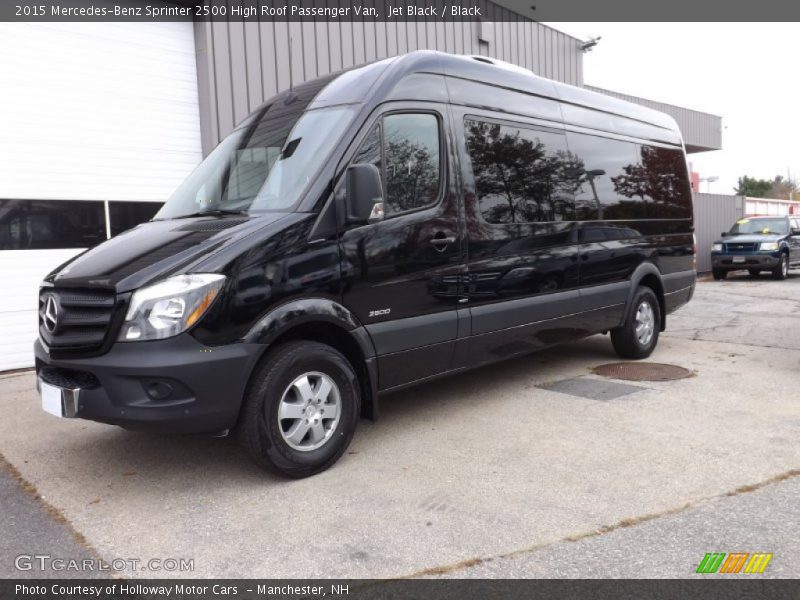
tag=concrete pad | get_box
[0,274,799,578]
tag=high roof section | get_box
[585,86,723,154]
[477,6,722,153]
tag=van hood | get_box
[44,213,292,293]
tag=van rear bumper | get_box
[34,335,263,434]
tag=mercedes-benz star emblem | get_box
[43,295,59,334]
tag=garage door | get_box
[0,21,202,371]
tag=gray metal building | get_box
[193,13,721,155]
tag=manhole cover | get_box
[592,362,693,382]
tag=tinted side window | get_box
[564,132,641,220]
[629,145,692,219]
[465,119,577,224]
[383,114,440,214]
[351,113,441,217]
[565,132,691,220]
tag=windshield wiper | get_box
[169,209,249,219]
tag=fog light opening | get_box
[146,381,174,401]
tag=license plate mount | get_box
[40,380,65,418]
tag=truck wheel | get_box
[611,286,661,359]
[712,269,727,281]
[772,254,789,280]
[240,341,360,478]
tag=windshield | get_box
[155,105,355,219]
[729,218,788,235]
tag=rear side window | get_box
[564,132,641,220]
[464,118,575,224]
[565,132,692,220]
[352,113,441,216]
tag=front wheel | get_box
[772,254,789,280]
[611,286,661,359]
[240,341,360,478]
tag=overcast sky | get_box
[547,23,799,195]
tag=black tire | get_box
[712,269,727,281]
[611,286,661,360]
[772,254,789,280]
[748,269,761,277]
[240,341,360,478]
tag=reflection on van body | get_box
[34,51,696,477]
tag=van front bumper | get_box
[710,252,781,270]
[34,335,263,434]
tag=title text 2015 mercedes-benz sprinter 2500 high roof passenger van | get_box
[35,51,696,477]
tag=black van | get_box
[35,51,695,477]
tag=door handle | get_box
[430,235,456,251]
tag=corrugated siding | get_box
[694,193,745,272]
[586,85,722,153]
[193,5,584,153]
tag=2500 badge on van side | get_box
[35,51,695,477]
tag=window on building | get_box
[108,201,162,237]
[0,200,106,250]
[351,113,442,216]
[464,118,576,224]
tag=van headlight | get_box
[759,242,779,251]
[711,243,723,252]
[119,274,225,341]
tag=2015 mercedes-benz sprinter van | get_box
[35,51,696,477]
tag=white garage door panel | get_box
[1,249,84,312]
[0,312,39,372]
[0,22,202,202]
[0,19,201,370]
[0,250,84,371]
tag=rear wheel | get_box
[772,254,789,280]
[611,286,661,359]
[712,269,727,281]
[240,341,360,478]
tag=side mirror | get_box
[720,231,728,237]
[346,164,384,224]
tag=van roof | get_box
[310,50,682,139]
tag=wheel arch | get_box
[624,263,667,332]
[242,298,379,421]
